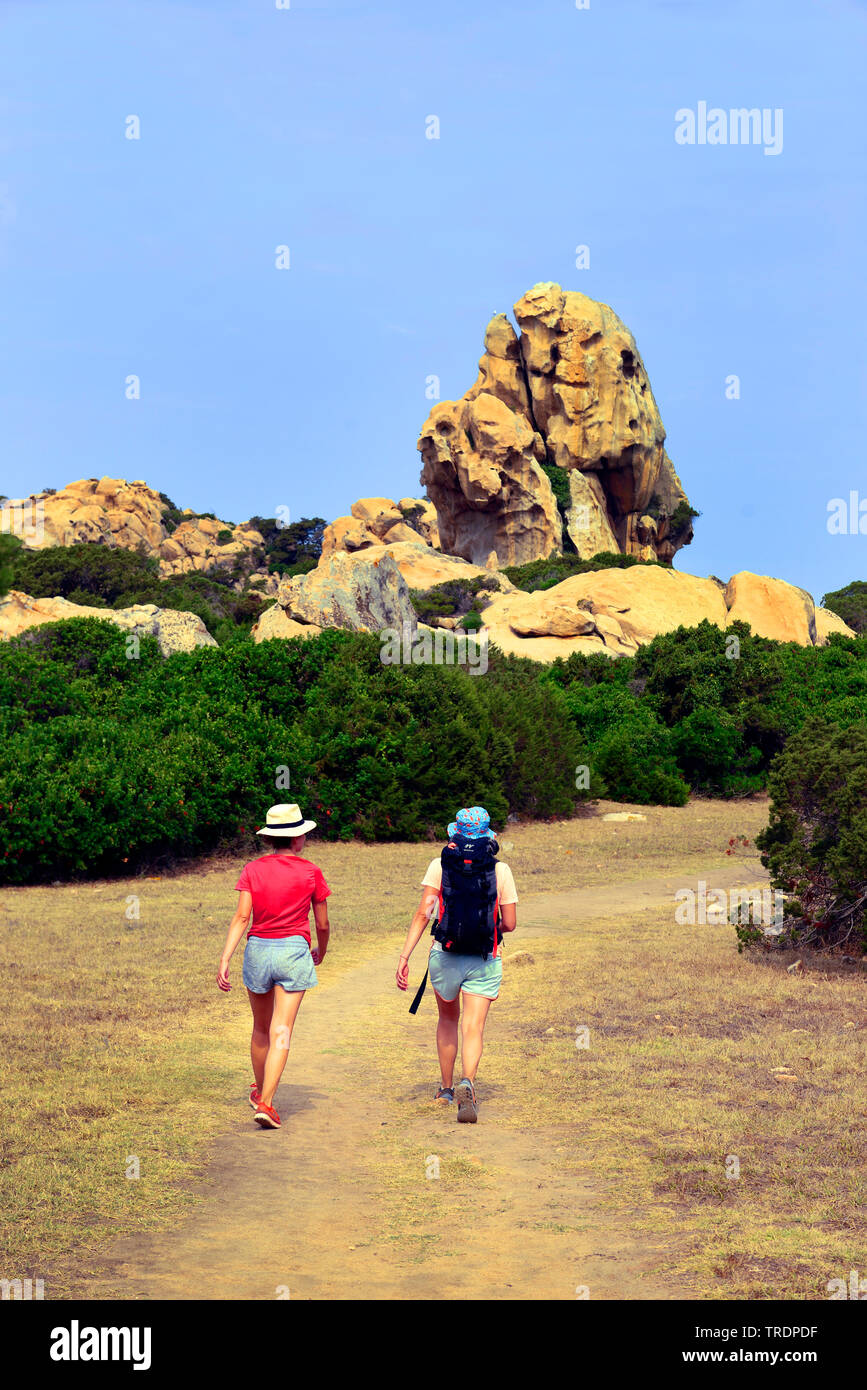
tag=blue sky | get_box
[1,0,865,601]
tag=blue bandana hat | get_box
[447,806,495,841]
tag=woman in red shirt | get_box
[217,804,331,1129]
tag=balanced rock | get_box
[418,283,694,568]
[0,590,217,656]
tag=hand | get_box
[311,946,325,965]
[395,955,410,991]
[217,960,231,992]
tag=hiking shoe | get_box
[433,1085,454,1105]
[249,1082,262,1110]
[455,1078,477,1124]
[254,1102,281,1129]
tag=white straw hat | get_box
[255,803,317,838]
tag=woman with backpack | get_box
[395,807,518,1123]
[217,803,331,1130]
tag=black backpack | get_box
[432,835,501,959]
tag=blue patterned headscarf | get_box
[447,806,495,840]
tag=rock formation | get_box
[0,590,218,655]
[320,497,439,557]
[4,477,265,579]
[276,551,418,635]
[478,567,856,662]
[418,282,694,568]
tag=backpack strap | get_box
[408,967,428,1015]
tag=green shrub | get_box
[502,550,658,593]
[754,718,867,951]
[0,533,22,598]
[0,629,584,882]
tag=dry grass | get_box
[2,795,864,1299]
[495,920,867,1298]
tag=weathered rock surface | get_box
[320,496,439,557]
[5,477,264,579]
[0,590,217,655]
[277,551,417,634]
[815,606,857,644]
[478,566,845,663]
[723,572,816,646]
[418,283,694,568]
[334,540,515,595]
[251,604,322,643]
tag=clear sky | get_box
[1,0,865,602]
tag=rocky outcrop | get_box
[275,551,418,634]
[477,567,857,663]
[418,283,694,568]
[0,590,218,655]
[723,572,816,646]
[320,497,440,558]
[251,604,321,643]
[6,477,265,579]
[815,606,857,645]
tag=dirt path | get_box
[86,865,767,1301]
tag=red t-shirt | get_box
[235,853,331,942]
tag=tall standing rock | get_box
[418,283,695,566]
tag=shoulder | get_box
[421,857,442,888]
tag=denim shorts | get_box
[428,943,502,1001]
[242,935,318,994]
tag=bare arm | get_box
[217,890,253,992]
[312,899,330,964]
[395,888,439,991]
[500,903,517,933]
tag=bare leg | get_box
[261,988,306,1108]
[434,989,460,1088]
[247,987,274,1091]
[459,993,493,1083]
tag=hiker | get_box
[217,803,331,1130]
[395,807,517,1123]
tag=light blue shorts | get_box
[242,935,318,994]
[428,944,502,1001]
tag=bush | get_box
[754,718,867,951]
[0,629,585,882]
[6,542,268,636]
[822,580,867,635]
[502,550,659,593]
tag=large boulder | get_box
[0,590,217,655]
[815,607,857,644]
[418,283,695,568]
[480,565,727,660]
[477,565,851,663]
[251,604,322,643]
[277,551,417,633]
[340,540,515,594]
[723,572,816,645]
